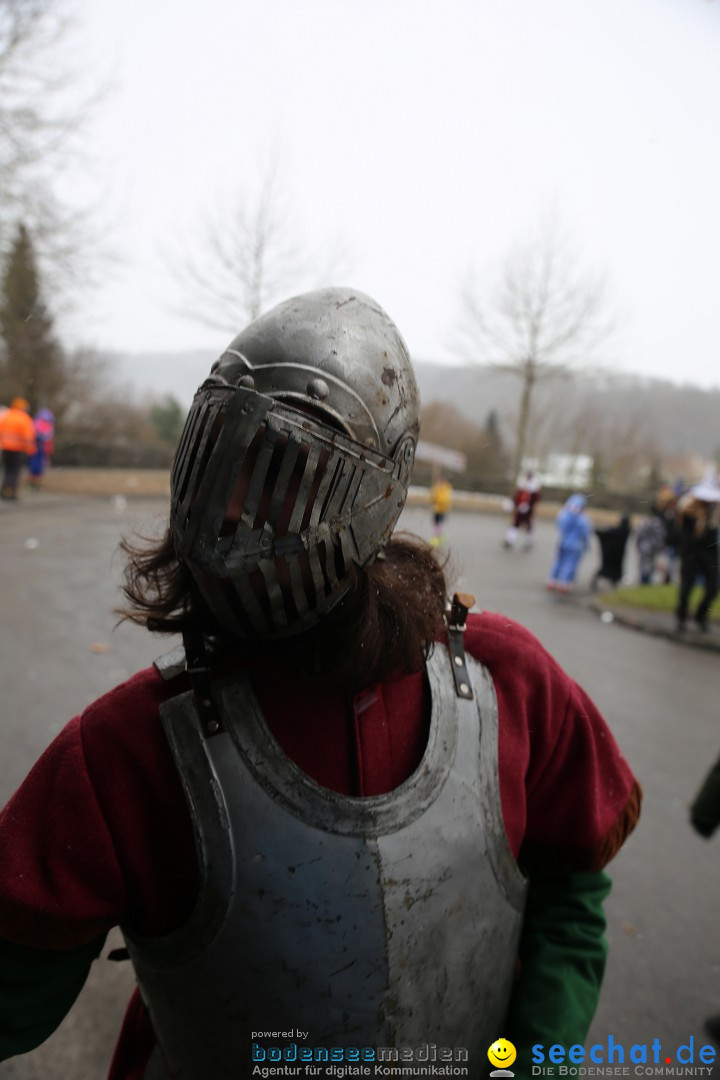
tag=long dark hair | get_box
[118,530,448,693]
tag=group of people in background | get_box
[432,469,720,633]
[0,399,54,499]
[540,472,720,632]
[493,468,719,633]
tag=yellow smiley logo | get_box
[488,1039,517,1069]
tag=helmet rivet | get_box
[307,377,329,401]
[238,374,255,389]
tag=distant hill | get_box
[111,350,720,462]
[113,349,216,408]
[415,363,720,462]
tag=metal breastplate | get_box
[124,645,527,1080]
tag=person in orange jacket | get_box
[0,397,37,499]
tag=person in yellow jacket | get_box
[0,398,37,500]
[430,476,453,545]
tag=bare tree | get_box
[0,0,105,293]
[1,2,69,230]
[420,401,509,480]
[458,223,612,483]
[559,400,661,493]
[169,161,349,334]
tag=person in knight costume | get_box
[0,289,640,1079]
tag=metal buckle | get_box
[446,592,476,700]
[183,633,225,737]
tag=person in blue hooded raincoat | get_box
[547,493,593,592]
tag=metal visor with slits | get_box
[170,380,410,639]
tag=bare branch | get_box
[167,160,351,334]
[456,221,615,481]
[0,0,109,294]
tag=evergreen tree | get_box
[150,395,187,445]
[484,409,503,458]
[0,223,65,411]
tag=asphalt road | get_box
[0,496,718,1077]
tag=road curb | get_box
[586,599,720,653]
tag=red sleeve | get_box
[78,669,198,937]
[465,612,640,871]
[0,668,197,950]
[0,717,125,949]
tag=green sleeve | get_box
[0,935,106,1060]
[505,869,612,1077]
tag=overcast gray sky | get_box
[64,0,720,388]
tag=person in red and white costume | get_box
[504,469,543,550]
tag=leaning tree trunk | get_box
[510,361,535,489]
